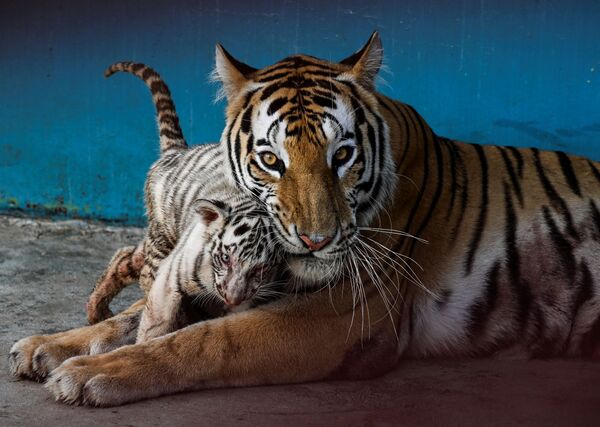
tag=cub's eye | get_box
[220,253,230,264]
[260,152,278,167]
[335,147,350,161]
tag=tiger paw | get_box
[9,335,52,380]
[33,342,78,380]
[45,354,138,407]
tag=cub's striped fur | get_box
[10,34,600,407]
[86,62,280,324]
[137,198,278,343]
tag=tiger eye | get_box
[335,147,349,161]
[261,152,278,166]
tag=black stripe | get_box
[241,88,259,109]
[240,106,253,133]
[506,146,524,177]
[375,96,401,125]
[155,98,176,112]
[410,136,444,256]
[257,71,291,83]
[259,83,284,101]
[159,128,183,139]
[371,112,387,207]
[503,181,519,283]
[131,63,144,73]
[232,126,243,183]
[141,66,156,81]
[589,199,600,239]
[532,148,579,240]
[310,95,337,109]
[150,80,171,96]
[464,144,489,275]
[450,145,469,241]
[394,104,413,168]
[255,60,332,80]
[497,146,524,206]
[172,150,219,229]
[312,78,342,94]
[358,122,378,194]
[556,151,582,197]
[301,69,338,78]
[445,139,458,221]
[400,109,430,239]
[573,261,594,317]
[587,160,600,184]
[267,97,288,116]
[246,132,254,154]
[503,180,530,326]
[468,261,501,340]
[542,205,576,278]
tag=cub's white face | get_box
[192,200,278,309]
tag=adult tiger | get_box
[11,33,600,406]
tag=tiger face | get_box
[214,33,396,284]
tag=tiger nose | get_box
[298,234,333,252]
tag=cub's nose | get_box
[298,233,333,252]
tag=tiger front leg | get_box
[9,299,144,381]
[45,289,401,407]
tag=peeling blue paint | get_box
[1,0,599,225]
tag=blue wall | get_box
[1,0,599,224]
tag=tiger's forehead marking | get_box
[251,80,355,152]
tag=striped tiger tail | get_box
[104,61,187,153]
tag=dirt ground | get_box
[0,215,598,426]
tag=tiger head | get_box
[214,33,396,284]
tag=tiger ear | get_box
[339,31,383,90]
[214,44,258,102]
[194,199,228,226]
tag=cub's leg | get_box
[136,254,183,343]
[9,299,144,381]
[138,226,173,294]
[86,242,145,324]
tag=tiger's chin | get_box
[286,255,343,287]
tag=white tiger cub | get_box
[137,197,278,343]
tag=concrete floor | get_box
[0,215,599,426]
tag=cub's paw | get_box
[9,336,51,380]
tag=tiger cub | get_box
[84,62,282,327]
[137,198,277,342]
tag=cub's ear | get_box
[213,44,258,102]
[194,199,229,225]
[339,31,383,90]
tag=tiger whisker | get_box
[358,227,429,245]
[357,237,436,298]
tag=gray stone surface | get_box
[0,215,599,426]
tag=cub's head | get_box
[213,33,396,284]
[193,199,278,309]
